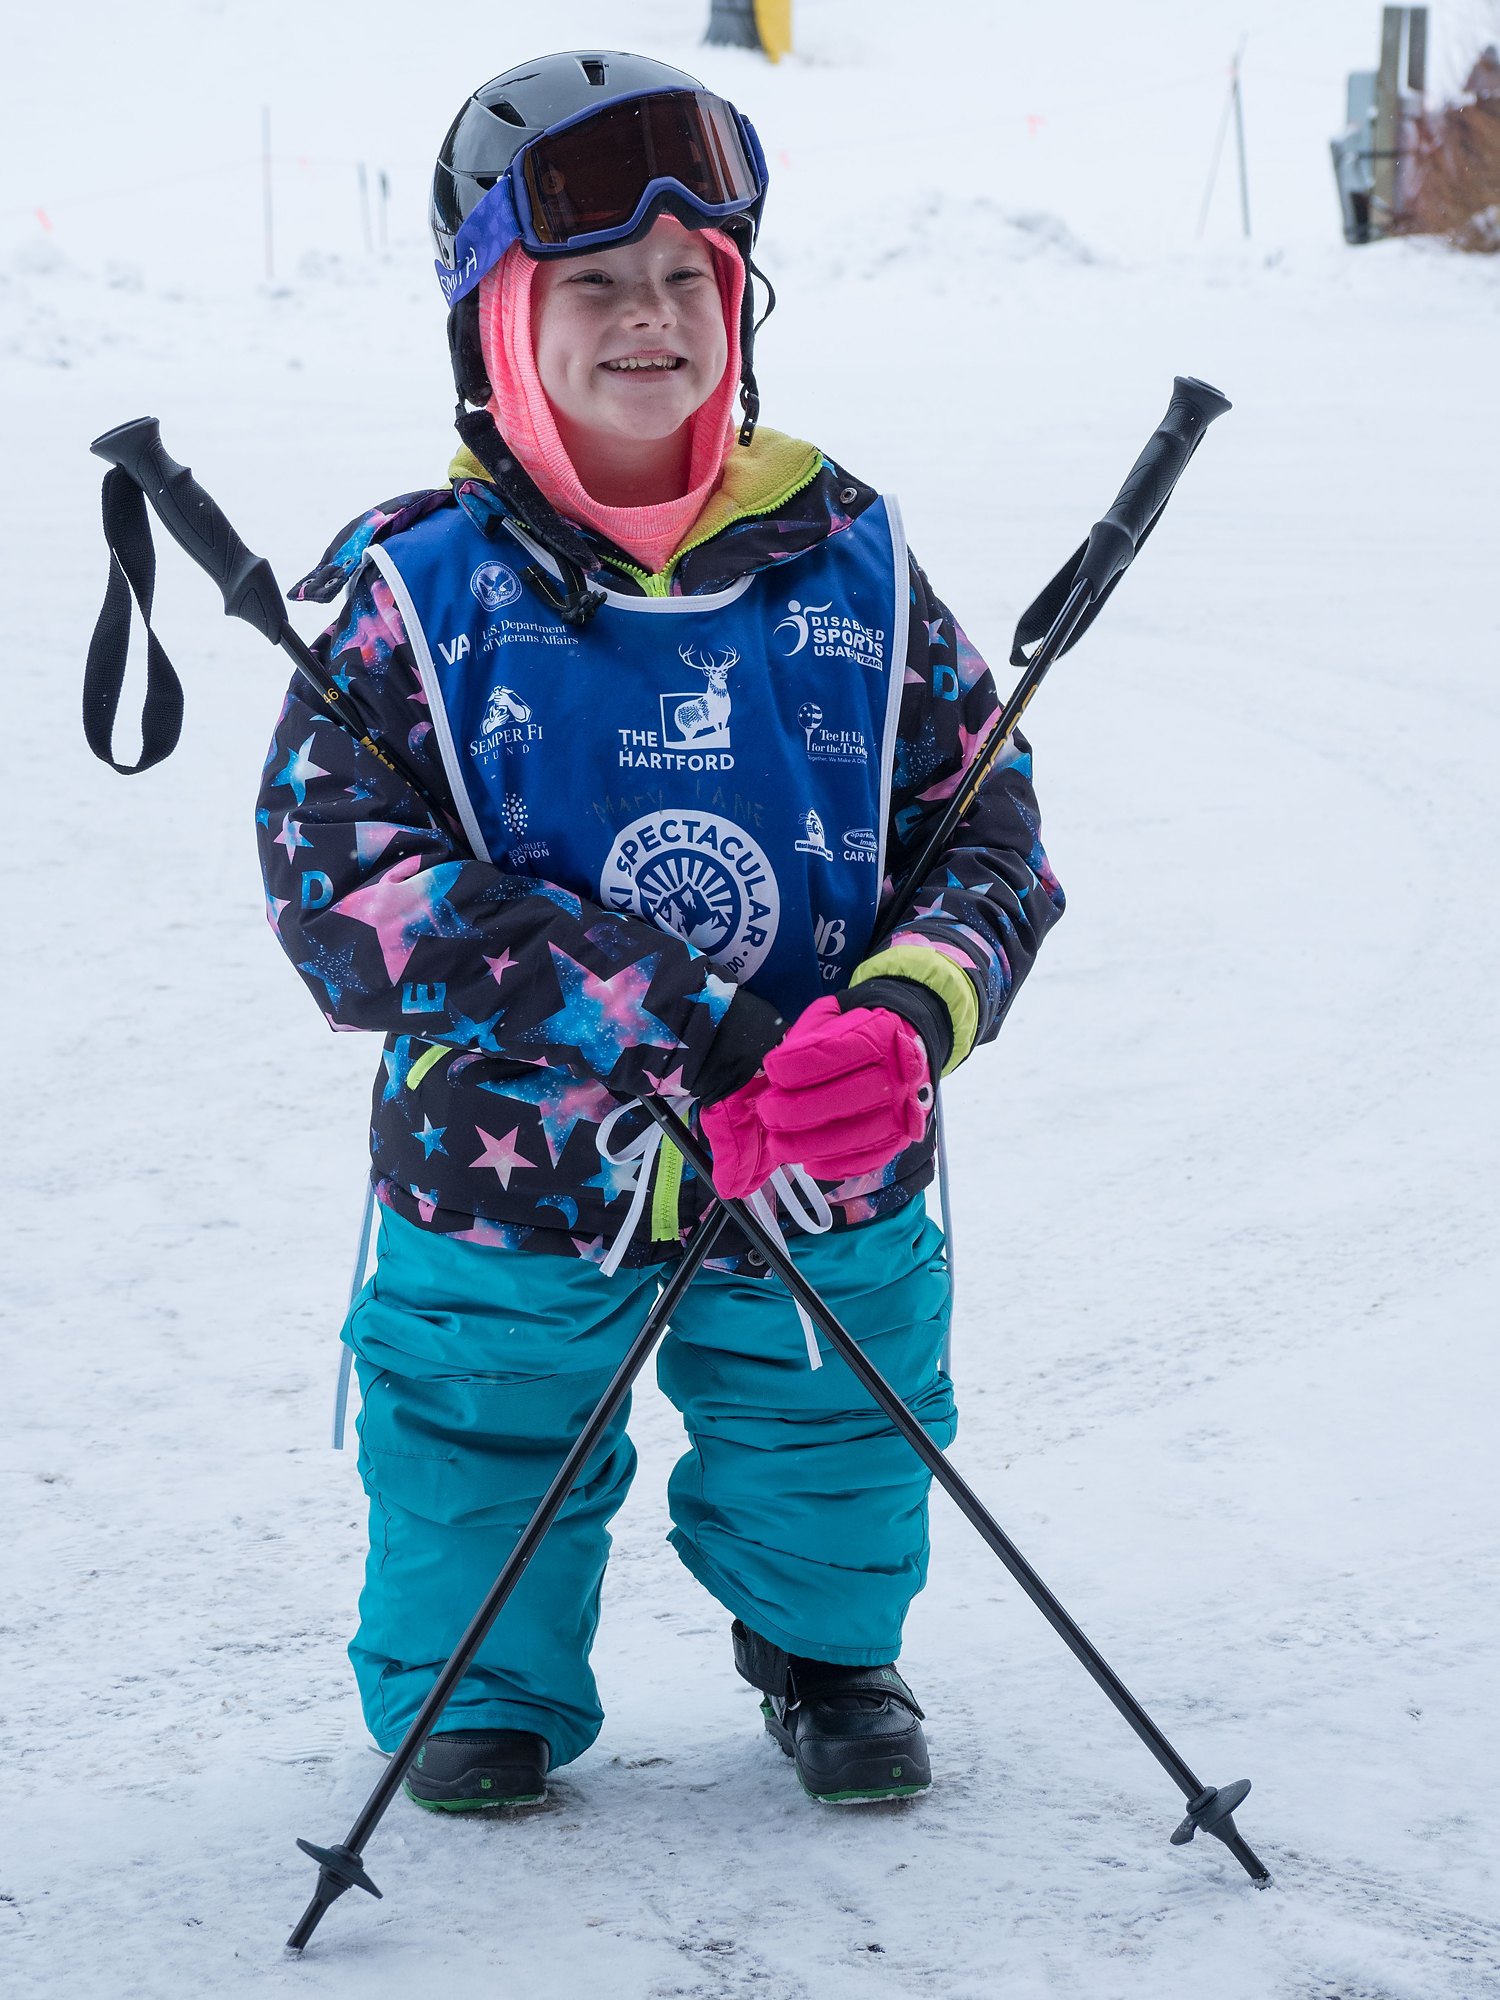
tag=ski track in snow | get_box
[5,3,1499,1995]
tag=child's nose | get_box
[624,281,675,325]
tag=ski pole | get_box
[644,1100,1272,1894]
[86,417,428,797]
[869,374,1231,952]
[286,1206,732,1951]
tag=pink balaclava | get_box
[477,229,746,576]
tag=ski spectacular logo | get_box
[774,596,886,672]
[602,811,779,981]
[469,560,523,612]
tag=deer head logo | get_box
[670,645,738,744]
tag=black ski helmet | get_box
[431,50,771,440]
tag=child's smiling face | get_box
[530,215,729,447]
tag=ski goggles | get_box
[437,89,767,306]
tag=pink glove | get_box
[700,996,933,1199]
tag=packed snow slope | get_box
[4,3,1499,1996]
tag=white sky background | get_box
[4,0,1500,292]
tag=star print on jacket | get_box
[257,453,1064,1267]
[334,855,475,982]
[520,949,680,1076]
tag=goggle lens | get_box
[520,91,761,246]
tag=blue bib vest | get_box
[367,499,909,1018]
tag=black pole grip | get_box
[1075,374,1232,598]
[1011,374,1232,667]
[89,417,287,645]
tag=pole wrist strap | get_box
[83,467,184,774]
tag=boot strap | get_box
[731,1622,924,1719]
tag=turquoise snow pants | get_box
[344,1197,955,1765]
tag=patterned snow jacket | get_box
[256,426,1065,1271]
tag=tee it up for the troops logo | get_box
[601,810,780,980]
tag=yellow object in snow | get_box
[753,0,793,63]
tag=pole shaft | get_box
[261,107,274,284]
[871,577,1090,955]
[1198,79,1236,237]
[649,1104,1210,1805]
[339,1208,729,1857]
[1232,60,1251,238]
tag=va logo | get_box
[439,634,470,665]
[602,811,780,981]
[470,560,523,612]
[774,598,833,657]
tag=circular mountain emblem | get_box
[601,811,780,982]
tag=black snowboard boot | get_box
[402,1729,549,1812]
[732,1620,931,1803]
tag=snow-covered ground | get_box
[4,3,1499,1995]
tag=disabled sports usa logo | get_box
[774,596,886,671]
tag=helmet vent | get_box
[580,58,608,86]
[491,99,526,128]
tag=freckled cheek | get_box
[695,321,729,386]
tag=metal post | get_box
[357,163,373,255]
[1232,51,1252,237]
[1373,7,1404,228]
[1407,6,1428,93]
[261,107,274,283]
[705,0,760,48]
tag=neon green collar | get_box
[447,427,825,592]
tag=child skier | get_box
[258,50,1064,1812]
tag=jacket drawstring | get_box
[596,1102,831,1366]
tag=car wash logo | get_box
[796,701,869,766]
[470,560,523,612]
[618,646,737,772]
[469,684,543,763]
[602,811,779,981]
[775,597,887,672]
[842,826,879,864]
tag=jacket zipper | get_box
[599,456,825,595]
